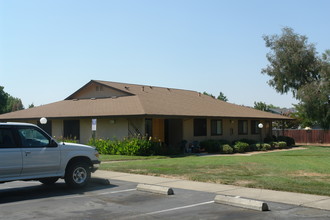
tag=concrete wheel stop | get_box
[214,194,270,211]
[137,184,174,195]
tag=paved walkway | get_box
[93,170,330,211]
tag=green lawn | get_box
[100,146,330,196]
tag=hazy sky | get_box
[1,0,329,108]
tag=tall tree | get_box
[262,27,330,129]
[262,27,321,97]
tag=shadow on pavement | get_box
[0,178,117,204]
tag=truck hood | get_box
[59,142,96,151]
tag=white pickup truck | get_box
[0,122,100,188]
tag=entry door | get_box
[165,119,183,147]
[18,127,60,177]
[0,128,22,178]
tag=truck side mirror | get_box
[48,139,58,147]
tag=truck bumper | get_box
[91,160,101,172]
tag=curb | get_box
[137,184,174,195]
[214,195,269,211]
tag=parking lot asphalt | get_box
[1,175,330,220]
[94,170,330,211]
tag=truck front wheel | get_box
[65,162,91,188]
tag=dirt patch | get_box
[290,170,330,177]
[233,180,257,186]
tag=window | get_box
[18,128,50,147]
[64,120,80,140]
[211,120,222,136]
[145,118,153,137]
[251,120,260,134]
[0,128,16,148]
[194,119,207,136]
[238,120,248,135]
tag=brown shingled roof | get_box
[0,80,291,120]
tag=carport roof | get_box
[0,80,291,120]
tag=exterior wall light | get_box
[40,117,47,124]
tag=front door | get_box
[18,127,60,177]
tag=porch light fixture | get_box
[40,117,47,124]
[258,123,263,129]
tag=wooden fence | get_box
[273,129,330,144]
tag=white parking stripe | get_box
[145,201,214,215]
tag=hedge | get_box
[89,135,295,156]
[88,136,162,156]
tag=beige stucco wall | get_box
[80,117,145,144]
[24,117,145,144]
[52,119,63,139]
[78,118,129,143]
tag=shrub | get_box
[278,141,287,149]
[200,140,221,153]
[271,142,279,149]
[277,136,295,147]
[235,139,257,145]
[264,135,276,143]
[250,144,261,151]
[200,139,230,153]
[261,143,272,151]
[88,136,161,156]
[88,138,113,154]
[233,141,249,153]
[56,136,79,143]
[222,144,233,154]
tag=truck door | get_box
[0,128,22,178]
[18,127,61,177]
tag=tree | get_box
[203,91,228,102]
[262,27,321,97]
[0,86,8,114]
[203,92,215,98]
[253,101,279,112]
[262,27,330,129]
[253,101,270,112]
[0,86,24,114]
[6,96,24,112]
[217,92,228,102]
